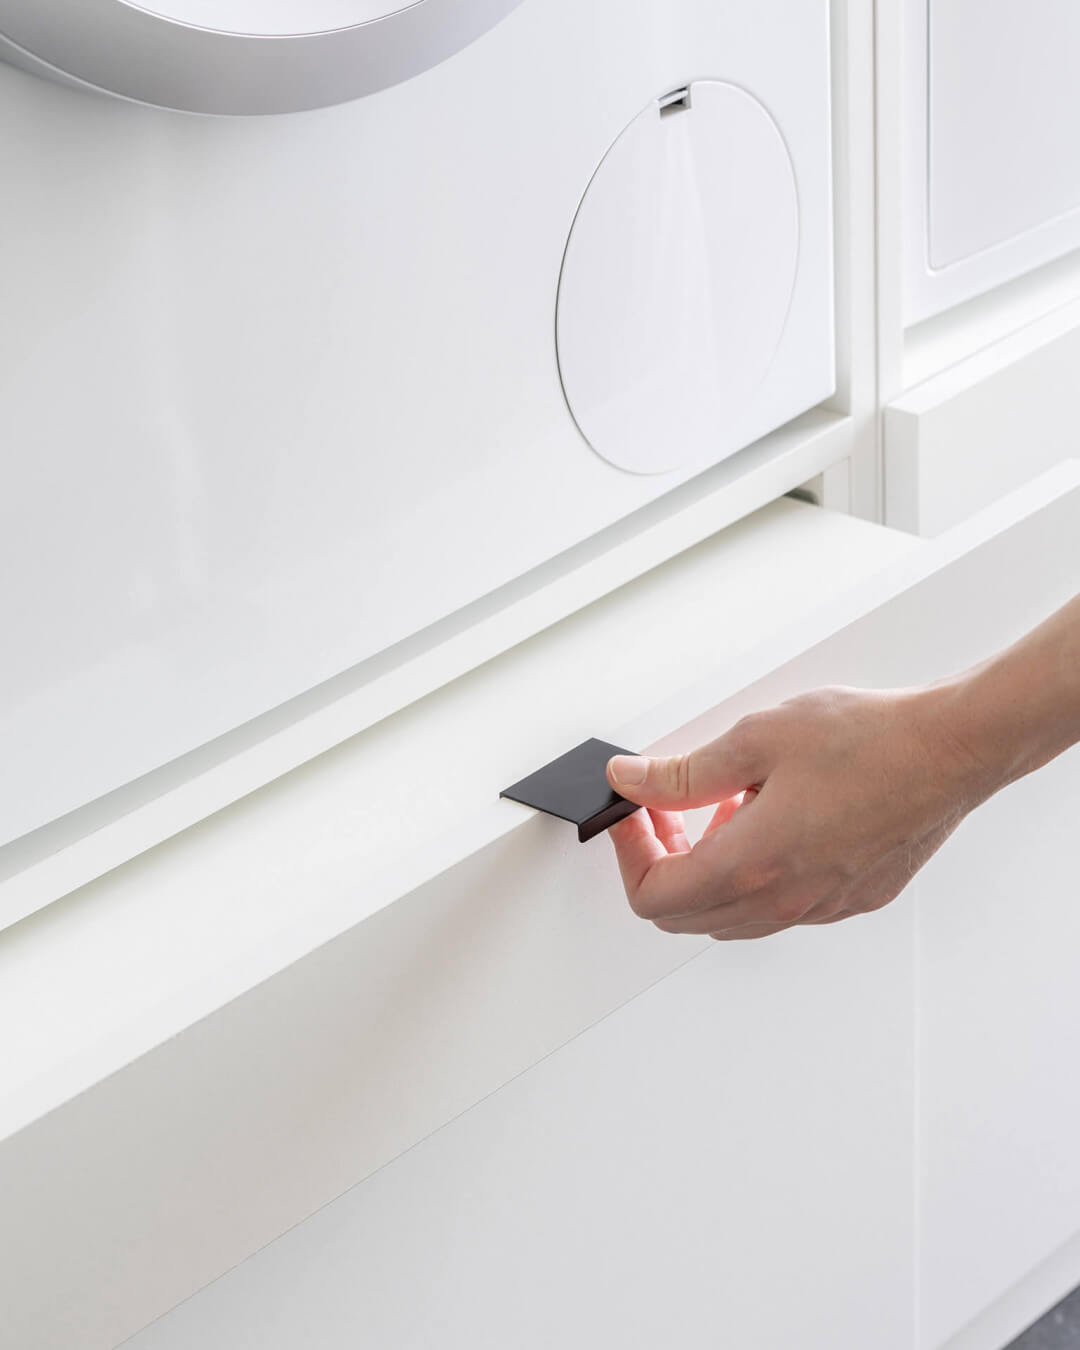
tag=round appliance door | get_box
[0,0,523,114]
[557,81,800,476]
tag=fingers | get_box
[610,813,855,940]
[606,809,691,893]
[607,718,775,811]
[608,809,667,900]
[703,796,741,835]
[610,796,781,924]
[651,882,812,935]
[608,764,853,941]
[703,785,759,836]
[648,809,692,855]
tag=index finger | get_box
[610,807,759,921]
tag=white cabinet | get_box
[3,469,1078,1350]
[2,3,1079,1347]
[0,495,917,1350]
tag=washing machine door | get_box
[0,0,523,114]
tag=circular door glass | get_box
[557,81,800,476]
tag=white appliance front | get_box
[0,0,834,851]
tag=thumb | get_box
[607,721,772,810]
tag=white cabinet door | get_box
[115,467,1080,1350]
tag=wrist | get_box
[928,624,1080,798]
[910,676,1012,808]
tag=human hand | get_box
[606,684,998,941]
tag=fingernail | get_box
[610,755,649,786]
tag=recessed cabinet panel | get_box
[906,0,1080,322]
[0,0,834,853]
[929,0,1080,269]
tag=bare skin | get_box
[607,594,1080,942]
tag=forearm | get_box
[935,594,1080,797]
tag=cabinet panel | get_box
[2,468,1077,1349]
[0,499,920,1350]
[0,0,834,859]
[885,305,1080,536]
[125,466,1080,1350]
[917,750,1080,1350]
[126,919,917,1350]
[928,0,1080,270]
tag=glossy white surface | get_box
[0,0,834,852]
[557,81,800,475]
[905,0,1080,322]
[7,464,1072,1350]
[0,0,523,113]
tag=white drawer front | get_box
[1,467,1077,1348]
[125,918,917,1350]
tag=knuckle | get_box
[771,894,809,926]
[726,715,762,760]
[796,684,851,709]
[860,889,900,915]
[726,863,756,898]
[667,753,691,800]
[656,752,694,802]
[626,889,654,920]
[726,858,784,901]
